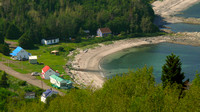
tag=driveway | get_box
[0,61,64,96]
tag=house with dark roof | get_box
[41,89,58,103]
[97,28,112,37]
[41,65,60,79]
[10,46,31,60]
[50,75,73,89]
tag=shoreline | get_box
[71,32,200,88]
[153,0,200,26]
[70,0,200,88]
[71,36,169,88]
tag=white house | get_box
[29,56,37,64]
[10,46,31,60]
[50,75,73,89]
[41,89,58,103]
[97,28,112,37]
[41,65,60,79]
[41,38,59,45]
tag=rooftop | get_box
[50,75,65,82]
[10,46,23,56]
[29,56,37,59]
[99,28,112,33]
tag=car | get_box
[31,72,40,76]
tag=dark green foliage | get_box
[0,44,10,55]
[18,31,34,49]
[58,47,64,52]
[161,53,185,88]
[0,33,4,44]
[0,0,159,43]
[18,81,27,86]
[6,24,21,39]
[0,71,9,88]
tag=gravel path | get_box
[0,61,64,96]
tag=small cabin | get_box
[41,66,60,79]
[10,46,31,61]
[50,75,73,89]
[29,56,37,64]
[41,38,59,45]
[97,28,112,37]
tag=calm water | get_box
[100,43,200,83]
[166,2,200,32]
[165,23,200,32]
[176,2,200,18]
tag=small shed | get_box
[51,50,59,55]
[50,75,73,89]
[25,92,35,99]
[29,56,37,64]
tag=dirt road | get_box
[0,61,64,96]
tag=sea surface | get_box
[100,43,200,83]
[176,2,200,18]
[166,2,200,32]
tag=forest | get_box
[0,0,158,45]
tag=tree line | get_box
[0,0,158,47]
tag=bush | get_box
[58,47,65,52]
[18,81,27,86]
[0,44,10,56]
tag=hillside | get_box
[0,0,158,44]
[3,67,200,112]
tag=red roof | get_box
[42,66,51,73]
[99,28,112,33]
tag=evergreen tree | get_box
[161,53,185,88]
[6,24,21,39]
[0,33,4,44]
[0,71,9,88]
[0,44,10,56]
[18,31,34,49]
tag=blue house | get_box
[10,46,31,60]
[97,28,112,37]
[41,89,58,103]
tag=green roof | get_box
[50,75,65,82]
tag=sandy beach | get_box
[152,0,200,25]
[71,0,200,88]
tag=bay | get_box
[100,43,200,83]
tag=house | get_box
[41,38,59,45]
[50,75,73,89]
[41,65,60,79]
[24,92,35,99]
[29,56,37,64]
[10,46,31,60]
[41,89,58,103]
[97,28,112,37]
